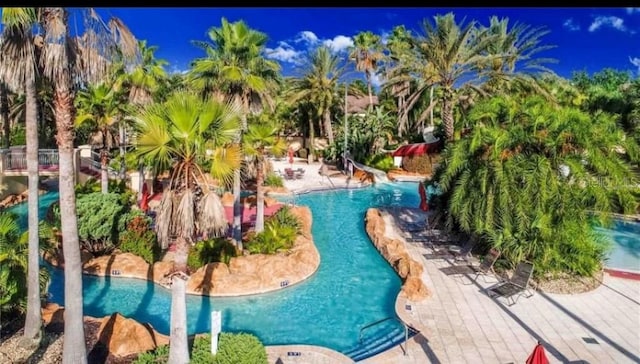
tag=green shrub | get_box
[364,154,395,172]
[268,205,301,232]
[246,223,298,255]
[118,215,159,264]
[133,333,267,364]
[264,172,284,187]
[187,238,237,271]
[51,192,130,255]
[132,343,169,364]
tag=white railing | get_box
[0,149,59,171]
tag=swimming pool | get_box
[37,183,420,359]
[595,219,640,273]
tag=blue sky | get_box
[17,8,640,84]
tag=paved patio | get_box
[364,208,640,364]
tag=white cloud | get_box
[589,16,627,32]
[563,18,580,31]
[296,31,319,45]
[370,72,384,88]
[630,56,640,72]
[626,8,640,14]
[322,35,354,53]
[265,41,303,65]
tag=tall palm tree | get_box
[409,13,491,141]
[243,116,287,232]
[0,7,42,347]
[288,46,347,147]
[75,82,128,193]
[188,18,281,249]
[39,8,139,363]
[475,16,556,97]
[134,92,240,364]
[349,31,383,107]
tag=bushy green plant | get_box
[133,333,267,364]
[264,172,284,187]
[0,212,51,315]
[208,333,268,364]
[364,154,395,172]
[118,215,159,264]
[51,192,128,255]
[187,238,237,271]
[246,222,298,255]
[132,343,169,363]
[268,205,301,232]
[75,178,136,205]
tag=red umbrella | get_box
[288,147,294,165]
[140,183,150,213]
[418,182,428,211]
[526,342,549,364]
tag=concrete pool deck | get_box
[268,162,640,364]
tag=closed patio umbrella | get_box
[140,183,150,213]
[288,147,294,166]
[526,342,549,364]
[418,181,428,211]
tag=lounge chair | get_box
[487,261,534,306]
[423,239,476,264]
[438,247,501,283]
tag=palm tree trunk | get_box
[254,156,265,233]
[119,124,125,180]
[308,113,316,163]
[100,150,109,194]
[323,108,334,145]
[54,67,87,364]
[442,87,454,142]
[366,71,374,109]
[168,237,190,364]
[23,76,41,345]
[0,83,10,148]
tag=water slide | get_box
[346,157,390,183]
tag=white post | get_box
[210,310,222,355]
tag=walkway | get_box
[364,207,640,364]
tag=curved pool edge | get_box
[266,344,355,364]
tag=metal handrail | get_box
[358,316,409,356]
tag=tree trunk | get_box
[0,83,10,148]
[54,64,88,364]
[119,124,126,180]
[22,76,41,346]
[168,237,190,364]
[442,87,454,142]
[308,114,316,163]
[323,108,334,145]
[366,71,374,110]
[254,156,265,233]
[101,149,109,194]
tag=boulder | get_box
[364,208,430,301]
[95,313,169,358]
[83,253,150,280]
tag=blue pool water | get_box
[595,219,640,272]
[33,183,420,358]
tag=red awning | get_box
[392,142,442,157]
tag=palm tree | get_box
[349,31,383,107]
[475,16,557,97]
[134,91,240,364]
[243,116,287,232]
[288,46,347,147]
[408,13,491,141]
[39,8,139,363]
[75,82,128,193]
[188,18,281,250]
[435,95,639,275]
[0,7,42,347]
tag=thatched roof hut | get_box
[345,95,379,114]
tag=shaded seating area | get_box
[423,239,476,264]
[283,167,305,180]
[438,247,501,283]
[486,261,535,306]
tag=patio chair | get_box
[486,261,535,306]
[438,247,501,283]
[423,239,476,263]
[284,168,296,180]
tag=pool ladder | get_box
[359,316,409,356]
